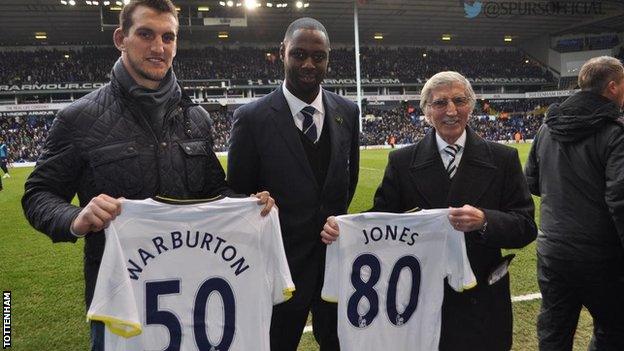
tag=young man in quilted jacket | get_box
[21,1,273,349]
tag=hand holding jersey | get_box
[447,204,486,233]
[321,210,476,351]
[87,197,294,351]
[70,192,275,237]
[71,194,123,236]
[321,204,486,244]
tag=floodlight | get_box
[244,0,258,9]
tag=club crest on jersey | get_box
[396,314,404,326]
[358,316,367,328]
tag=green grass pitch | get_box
[0,143,594,350]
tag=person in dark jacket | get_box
[228,18,360,351]
[525,56,624,351]
[21,1,273,349]
[322,71,537,350]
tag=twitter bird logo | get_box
[464,0,482,18]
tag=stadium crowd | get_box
[0,113,54,162]
[0,46,554,84]
[0,98,564,162]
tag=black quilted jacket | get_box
[22,76,237,307]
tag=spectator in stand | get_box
[0,46,554,84]
[1,97,555,162]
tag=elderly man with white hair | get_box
[322,71,537,350]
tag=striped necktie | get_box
[444,144,462,178]
[301,106,317,143]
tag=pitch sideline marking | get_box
[301,292,542,334]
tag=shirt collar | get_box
[436,129,467,153]
[282,82,324,117]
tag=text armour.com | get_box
[301,106,318,143]
[445,144,462,178]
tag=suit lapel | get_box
[447,127,497,206]
[269,87,317,184]
[408,131,451,208]
[321,90,341,194]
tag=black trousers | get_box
[270,296,339,351]
[537,254,624,351]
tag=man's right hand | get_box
[320,216,340,245]
[71,194,123,237]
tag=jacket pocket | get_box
[89,141,141,196]
[179,140,210,192]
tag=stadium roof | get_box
[1,0,623,47]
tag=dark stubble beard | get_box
[128,55,167,83]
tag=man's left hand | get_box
[448,205,486,232]
[252,191,276,216]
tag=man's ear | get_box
[113,28,126,52]
[603,80,617,99]
[279,42,286,62]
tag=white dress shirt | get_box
[282,82,325,142]
[436,130,467,170]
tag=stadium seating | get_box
[0,97,565,162]
[0,46,554,84]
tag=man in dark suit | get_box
[322,71,536,350]
[227,17,360,351]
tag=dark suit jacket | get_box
[373,127,536,351]
[227,86,360,308]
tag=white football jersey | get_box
[322,209,476,351]
[87,197,294,351]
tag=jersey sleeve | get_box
[444,225,477,292]
[263,209,295,304]
[321,218,344,303]
[86,223,142,338]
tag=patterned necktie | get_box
[444,144,462,178]
[301,106,317,143]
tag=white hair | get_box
[420,71,476,125]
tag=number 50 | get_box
[146,277,235,350]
